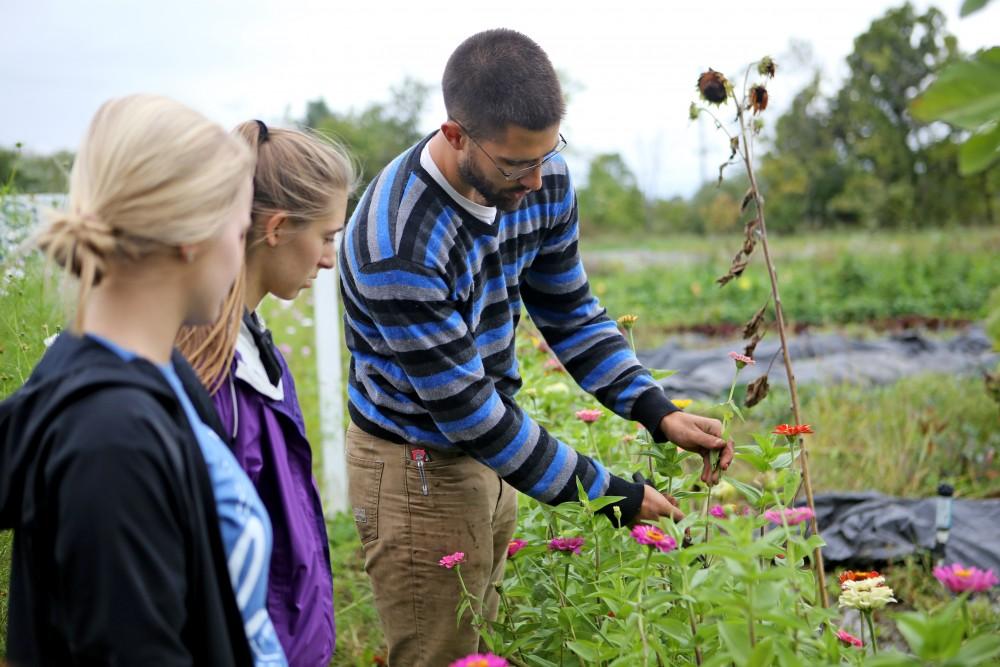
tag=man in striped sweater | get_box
[340,29,734,665]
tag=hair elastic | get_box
[255,119,270,144]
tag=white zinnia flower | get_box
[838,576,897,610]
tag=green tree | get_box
[760,2,999,231]
[759,75,843,231]
[0,146,73,193]
[576,153,647,235]
[304,77,431,197]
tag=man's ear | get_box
[263,212,289,247]
[440,120,465,150]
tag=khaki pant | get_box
[346,421,518,667]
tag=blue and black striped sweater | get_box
[339,133,679,519]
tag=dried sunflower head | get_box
[749,84,769,114]
[697,69,731,105]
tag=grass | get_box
[584,228,1000,347]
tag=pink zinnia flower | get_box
[630,525,677,553]
[709,505,727,518]
[548,537,584,555]
[439,551,466,569]
[448,654,509,667]
[836,629,863,648]
[728,351,755,366]
[507,539,527,559]
[764,507,815,526]
[933,563,999,594]
[575,409,602,424]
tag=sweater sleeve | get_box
[522,184,680,443]
[47,390,192,665]
[352,255,644,522]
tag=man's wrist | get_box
[633,389,679,444]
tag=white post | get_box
[313,251,348,517]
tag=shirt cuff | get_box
[632,389,681,444]
[598,474,646,526]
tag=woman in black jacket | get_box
[0,94,261,665]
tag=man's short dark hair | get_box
[443,29,565,139]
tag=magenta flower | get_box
[439,551,466,569]
[448,654,509,667]
[630,525,678,553]
[728,351,755,367]
[548,537,584,555]
[278,342,293,356]
[543,357,564,373]
[575,409,602,424]
[933,563,998,594]
[836,629,863,648]
[709,505,727,518]
[764,506,815,526]
[507,539,527,559]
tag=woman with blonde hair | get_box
[0,94,279,665]
[178,119,356,666]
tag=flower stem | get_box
[734,89,828,609]
[864,611,878,655]
[686,600,703,666]
[638,549,654,666]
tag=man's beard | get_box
[458,155,530,212]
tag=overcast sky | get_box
[3,0,997,197]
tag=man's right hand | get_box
[632,485,684,524]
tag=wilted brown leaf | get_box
[743,302,768,339]
[745,374,770,408]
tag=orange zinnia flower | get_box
[773,424,814,437]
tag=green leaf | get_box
[947,634,1000,666]
[959,122,1000,175]
[911,48,1000,130]
[960,0,991,16]
[747,639,776,667]
[650,368,677,380]
[588,495,626,512]
[566,640,600,662]
[740,452,773,473]
[717,621,751,667]
[659,617,694,644]
[728,477,763,505]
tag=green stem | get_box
[638,549,654,666]
[686,599,703,666]
[455,566,486,637]
[864,611,878,655]
[962,597,971,639]
[498,587,527,665]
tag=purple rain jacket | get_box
[212,317,335,667]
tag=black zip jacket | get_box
[0,333,252,666]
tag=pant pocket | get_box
[347,454,384,544]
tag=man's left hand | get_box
[659,411,734,485]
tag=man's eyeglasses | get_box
[452,120,567,182]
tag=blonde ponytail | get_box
[36,94,254,332]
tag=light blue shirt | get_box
[89,335,288,667]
